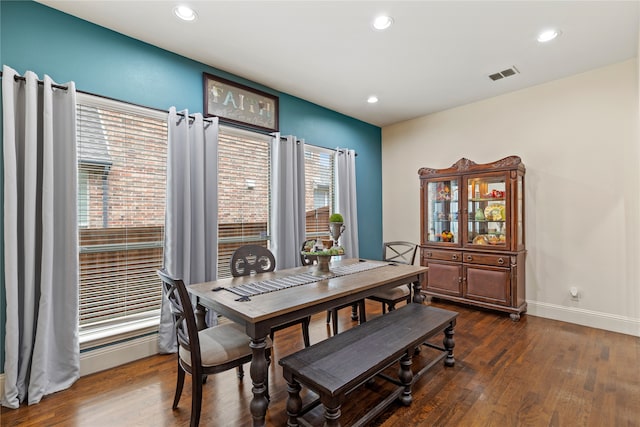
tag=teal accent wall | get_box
[0,1,382,371]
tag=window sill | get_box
[79,316,160,351]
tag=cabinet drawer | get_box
[463,252,510,267]
[423,249,462,262]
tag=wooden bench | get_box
[278,303,458,427]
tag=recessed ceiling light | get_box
[373,15,393,30]
[537,29,559,43]
[367,95,379,104]
[173,5,197,22]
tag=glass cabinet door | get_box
[467,175,507,247]
[426,179,459,244]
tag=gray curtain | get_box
[158,108,219,353]
[2,66,79,407]
[335,148,359,258]
[271,134,306,269]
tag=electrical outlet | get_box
[569,286,579,300]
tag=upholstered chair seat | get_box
[178,323,272,368]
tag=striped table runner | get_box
[225,260,387,299]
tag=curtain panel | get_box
[271,134,306,269]
[335,148,359,258]
[158,108,219,353]
[2,66,79,407]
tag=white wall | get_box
[382,59,640,336]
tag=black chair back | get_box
[157,269,202,375]
[382,241,418,265]
[230,245,276,277]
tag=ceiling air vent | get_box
[489,66,520,81]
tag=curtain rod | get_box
[0,70,69,91]
[278,136,358,156]
[0,71,214,123]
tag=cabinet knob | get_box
[466,255,473,261]
[451,254,458,260]
[498,258,505,265]
[427,251,432,258]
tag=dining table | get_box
[187,257,428,427]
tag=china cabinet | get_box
[418,156,526,320]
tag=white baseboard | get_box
[527,300,640,337]
[80,334,160,377]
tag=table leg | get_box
[412,279,425,304]
[194,302,207,330]
[250,337,269,427]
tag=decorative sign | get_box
[203,72,279,132]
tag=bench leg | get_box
[444,321,456,367]
[398,350,414,406]
[322,401,342,427]
[285,380,302,427]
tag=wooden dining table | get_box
[187,257,428,427]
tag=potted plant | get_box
[329,213,344,224]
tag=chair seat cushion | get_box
[372,285,410,301]
[179,322,272,368]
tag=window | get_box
[217,126,272,278]
[76,94,167,346]
[78,169,89,227]
[304,145,335,240]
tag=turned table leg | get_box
[249,337,269,427]
[194,302,208,331]
[412,279,425,304]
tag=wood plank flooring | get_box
[2,300,639,426]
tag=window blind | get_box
[217,126,271,278]
[304,145,335,240]
[76,95,167,340]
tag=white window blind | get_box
[76,94,167,343]
[304,145,335,239]
[217,126,271,278]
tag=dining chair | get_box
[366,241,418,313]
[231,244,311,347]
[157,269,272,427]
[300,240,365,336]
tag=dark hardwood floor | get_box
[2,299,639,427]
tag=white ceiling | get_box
[37,1,639,127]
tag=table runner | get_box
[225,260,388,299]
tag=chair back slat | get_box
[157,269,203,372]
[230,245,276,277]
[382,241,418,265]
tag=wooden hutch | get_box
[418,156,526,320]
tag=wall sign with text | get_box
[203,72,279,132]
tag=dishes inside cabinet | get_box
[487,234,499,245]
[484,204,505,221]
[472,235,489,245]
[487,234,506,245]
